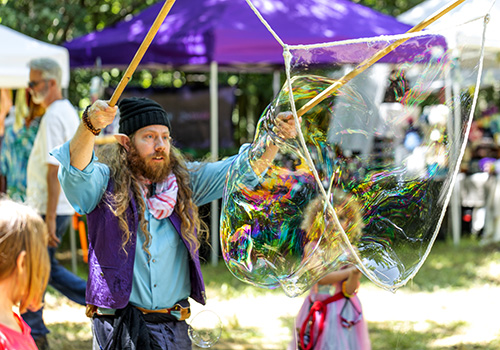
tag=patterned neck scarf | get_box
[140,174,178,219]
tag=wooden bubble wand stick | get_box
[108,0,177,107]
[296,0,466,117]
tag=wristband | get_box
[82,105,101,136]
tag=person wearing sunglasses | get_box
[22,57,86,350]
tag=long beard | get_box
[127,144,172,183]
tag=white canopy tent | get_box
[398,0,500,79]
[0,24,70,89]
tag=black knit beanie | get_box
[118,97,171,136]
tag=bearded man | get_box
[52,96,300,349]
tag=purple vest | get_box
[85,180,206,309]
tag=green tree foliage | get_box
[354,0,424,17]
[0,0,426,151]
[0,0,157,44]
[0,0,425,45]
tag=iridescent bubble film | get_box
[188,310,222,348]
[221,14,489,296]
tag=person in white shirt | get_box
[23,57,86,350]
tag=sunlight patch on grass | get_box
[369,318,500,350]
[404,239,500,292]
[46,238,500,350]
[368,320,467,350]
[214,315,266,350]
[477,260,500,283]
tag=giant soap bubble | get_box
[221,5,490,296]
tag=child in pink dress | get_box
[289,191,370,350]
[0,199,50,350]
[289,266,371,350]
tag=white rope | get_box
[246,0,485,52]
[244,0,412,290]
[404,10,491,288]
[286,15,485,50]
[244,0,494,291]
[244,0,285,47]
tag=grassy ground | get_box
[44,237,500,349]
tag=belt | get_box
[89,300,191,321]
[135,302,191,321]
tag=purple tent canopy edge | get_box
[64,0,447,69]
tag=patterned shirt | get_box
[0,118,41,202]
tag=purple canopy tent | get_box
[64,0,447,265]
[64,0,442,69]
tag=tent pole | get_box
[210,61,219,266]
[445,64,461,245]
[451,64,463,246]
[273,69,281,97]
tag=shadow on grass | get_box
[396,239,500,292]
[48,317,279,350]
[53,238,500,349]
[45,316,500,350]
[202,239,500,296]
[369,320,500,350]
[57,236,500,295]
[48,322,92,350]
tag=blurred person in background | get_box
[23,57,86,350]
[0,88,13,193]
[1,89,45,202]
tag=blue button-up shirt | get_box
[52,141,252,309]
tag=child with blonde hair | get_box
[289,191,371,350]
[0,198,50,349]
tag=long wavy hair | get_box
[96,138,208,256]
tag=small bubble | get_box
[188,310,222,348]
